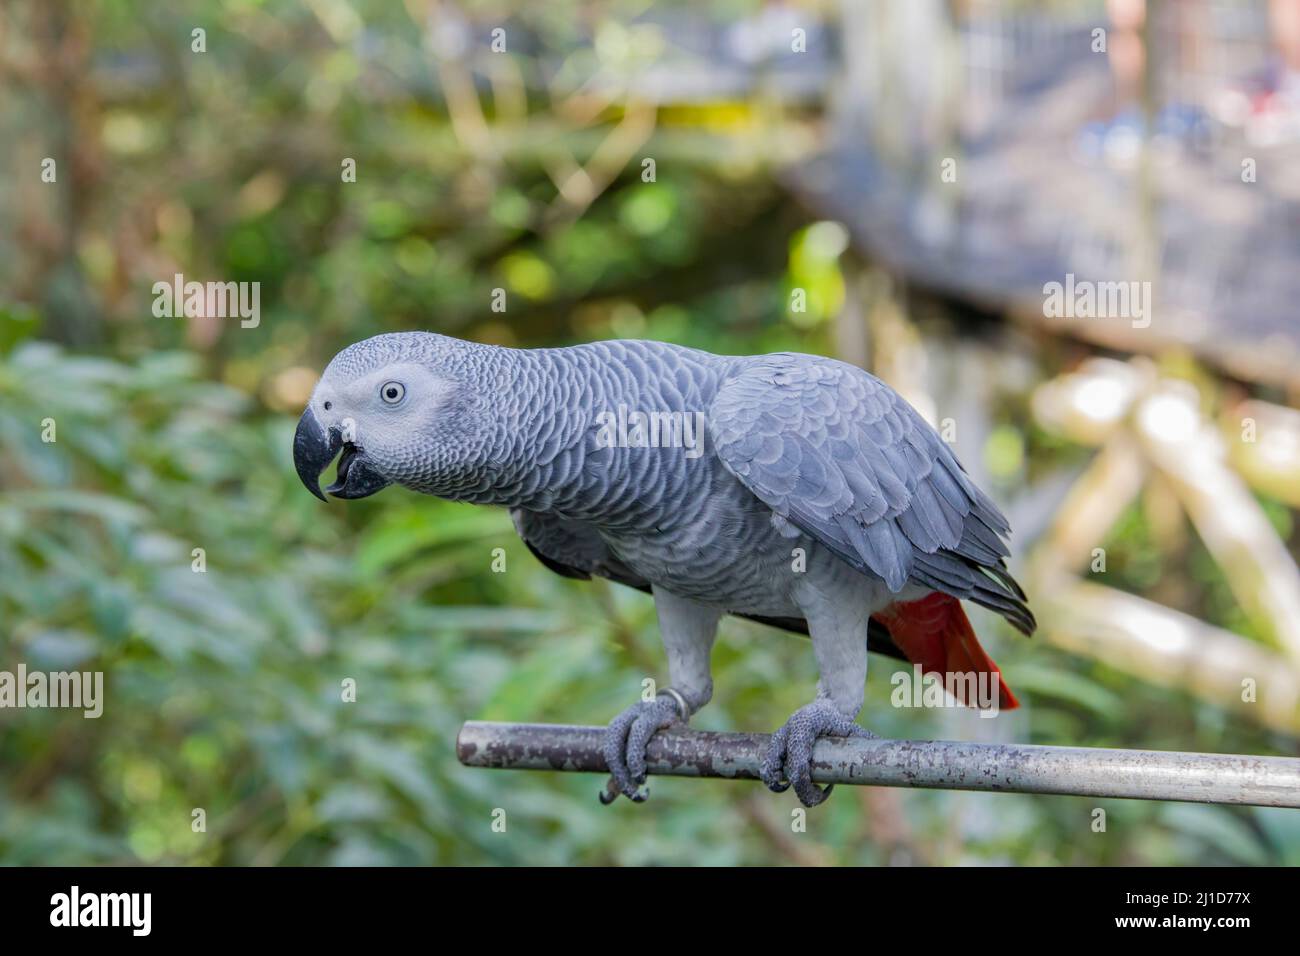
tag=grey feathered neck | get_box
[376,335,729,519]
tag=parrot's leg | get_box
[760,595,875,807]
[599,588,720,804]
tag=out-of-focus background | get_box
[2,0,1300,866]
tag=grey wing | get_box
[510,509,651,593]
[708,356,1035,635]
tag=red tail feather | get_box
[873,592,1019,710]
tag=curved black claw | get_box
[598,694,683,804]
[759,701,877,807]
[598,780,645,805]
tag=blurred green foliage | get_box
[1,0,1298,866]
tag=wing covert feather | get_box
[709,355,1033,634]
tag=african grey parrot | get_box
[294,332,1034,807]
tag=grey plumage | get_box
[295,331,1034,807]
[708,355,1031,630]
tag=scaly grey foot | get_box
[598,690,689,804]
[759,700,877,807]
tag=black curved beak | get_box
[293,408,340,502]
[324,441,390,499]
[293,408,393,501]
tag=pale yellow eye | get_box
[380,381,405,404]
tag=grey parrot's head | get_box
[292,332,493,501]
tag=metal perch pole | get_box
[457,721,1300,808]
